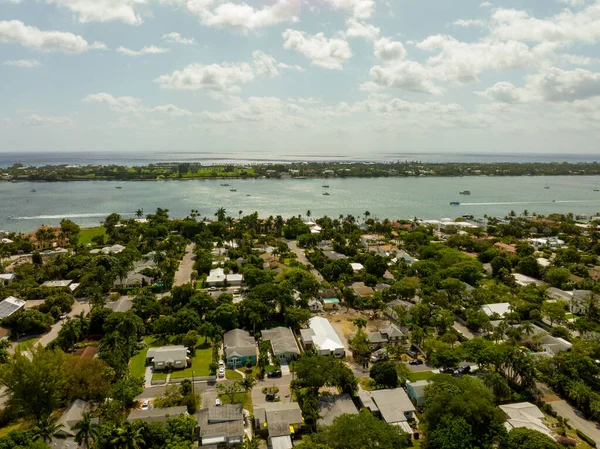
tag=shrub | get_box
[555,436,576,447]
[576,429,597,447]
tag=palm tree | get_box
[32,415,65,443]
[244,436,260,449]
[306,210,311,220]
[215,207,227,222]
[74,412,99,449]
[238,210,243,220]
[111,422,146,449]
[239,376,256,394]
[364,210,371,222]
[135,209,144,219]
[60,318,82,351]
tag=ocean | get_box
[2,175,600,232]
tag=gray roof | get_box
[255,402,303,430]
[407,380,430,399]
[128,406,188,424]
[261,327,300,357]
[224,329,257,359]
[318,394,358,427]
[357,387,378,413]
[300,328,315,343]
[367,332,387,344]
[270,435,293,449]
[57,399,92,436]
[381,325,404,339]
[323,251,347,260]
[370,389,416,424]
[197,405,244,439]
[268,422,291,437]
[146,346,188,363]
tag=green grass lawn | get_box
[220,392,253,410]
[152,372,168,381]
[129,336,161,378]
[407,371,437,382]
[0,420,27,438]
[78,227,106,246]
[15,337,38,353]
[170,345,212,379]
[226,370,243,380]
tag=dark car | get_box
[267,370,282,378]
[409,359,424,365]
[456,365,471,375]
[265,392,279,402]
[406,350,418,359]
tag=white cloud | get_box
[251,50,279,77]
[374,37,406,61]
[415,34,552,83]
[477,81,522,103]
[364,60,442,94]
[22,114,74,126]
[167,0,301,34]
[480,1,492,7]
[0,20,104,53]
[3,59,41,68]
[282,29,352,70]
[162,32,195,45]
[344,18,380,40]
[44,0,149,26]
[559,0,587,7]
[151,104,194,116]
[559,53,600,65]
[116,45,169,56]
[83,93,144,113]
[490,5,600,45]
[526,67,600,102]
[322,0,375,19]
[155,62,256,92]
[453,19,485,27]
[277,62,305,72]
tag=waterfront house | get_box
[261,327,300,363]
[223,329,257,368]
[146,346,189,371]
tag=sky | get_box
[1,0,600,156]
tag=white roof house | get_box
[0,273,16,283]
[499,402,552,437]
[512,273,547,287]
[481,303,512,317]
[206,268,243,286]
[0,297,26,319]
[41,280,73,288]
[350,263,364,272]
[304,317,345,357]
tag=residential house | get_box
[146,346,189,371]
[481,302,512,318]
[25,226,68,249]
[513,273,547,287]
[351,282,374,299]
[128,406,188,424]
[114,272,153,288]
[385,300,414,324]
[570,290,592,315]
[494,242,517,255]
[350,263,364,272]
[308,298,324,313]
[254,402,303,448]
[499,403,552,437]
[301,316,345,357]
[545,287,572,302]
[318,394,358,427]
[377,244,395,257]
[0,273,16,285]
[41,279,74,289]
[360,234,384,249]
[538,334,572,357]
[261,327,300,363]
[90,244,126,255]
[206,268,243,287]
[323,251,347,261]
[405,380,431,409]
[529,237,565,250]
[367,324,405,350]
[0,296,26,320]
[393,250,417,266]
[357,388,415,434]
[322,297,340,310]
[196,405,244,447]
[223,329,257,368]
[56,399,95,438]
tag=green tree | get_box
[542,301,567,326]
[108,371,144,406]
[369,361,398,388]
[500,428,561,449]
[111,422,146,449]
[314,409,410,449]
[32,415,65,443]
[491,256,512,278]
[517,256,542,279]
[348,328,371,369]
[74,412,99,449]
[545,267,571,288]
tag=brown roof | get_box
[73,346,99,359]
[352,282,374,298]
[494,242,517,254]
[589,266,600,281]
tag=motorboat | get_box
[449,201,460,206]
[459,190,470,195]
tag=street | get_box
[38,300,91,347]
[287,240,324,282]
[173,243,196,287]
[547,399,600,443]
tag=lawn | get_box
[407,371,437,382]
[152,372,168,381]
[226,370,243,380]
[78,227,106,246]
[15,337,38,353]
[129,336,160,378]
[0,420,27,438]
[220,392,253,410]
[169,345,212,379]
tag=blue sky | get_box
[1,0,600,156]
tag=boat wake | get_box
[10,213,130,220]
[460,200,594,206]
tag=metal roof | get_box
[0,297,26,319]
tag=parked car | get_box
[141,400,149,410]
[215,398,222,406]
[409,359,424,365]
[371,352,389,363]
[267,369,282,378]
[456,365,471,375]
[265,392,279,402]
[208,287,218,291]
[218,367,225,378]
[440,367,455,374]
[218,359,225,368]
[406,350,418,359]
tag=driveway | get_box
[252,376,292,406]
[288,240,323,282]
[173,243,195,287]
[549,400,600,443]
[38,300,91,347]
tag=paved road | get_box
[173,243,196,287]
[548,400,600,443]
[288,240,324,282]
[38,300,91,347]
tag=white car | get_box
[218,360,225,368]
[218,367,225,378]
[208,287,218,291]
[215,398,222,407]
[141,400,149,410]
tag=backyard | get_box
[78,227,107,246]
[129,336,160,378]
